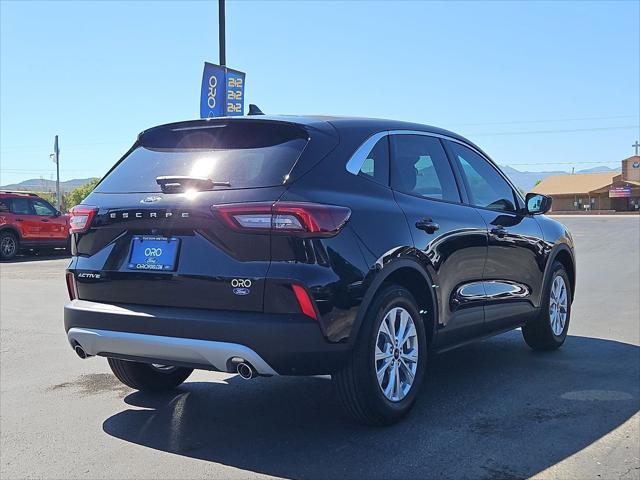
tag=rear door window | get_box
[9,198,33,215]
[390,135,460,202]
[95,122,309,193]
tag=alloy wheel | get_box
[375,306,419,402]
[1,236,16,258]
[549,275,568,336]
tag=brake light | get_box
[69,206,98,233]
[291,284,318,320]
[66,272,78,300]
[213,202,351,237]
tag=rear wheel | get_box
[107,358,193,391]
[0,231,18,260]
[522,261,572,350]
[333,285,427,425]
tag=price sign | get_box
[200,62,246,118]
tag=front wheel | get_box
[522,261,572,350]
[107,358,193,391]
[333,285,427,425]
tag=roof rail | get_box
[0,190,40,196]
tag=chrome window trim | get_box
[345,131,389,175]
[345,129,524,206]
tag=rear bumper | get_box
[64,300,350,375]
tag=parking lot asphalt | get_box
[1,216,639,480]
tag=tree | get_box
[66,178,100,210]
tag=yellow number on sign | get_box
[228,77,243,88]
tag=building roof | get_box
[531,172,618,195]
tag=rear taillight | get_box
[66,272,78,300]
[213,202,351,237]
[69,206,98,233]
[291,284,318,320]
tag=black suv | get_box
[64,116,575,425]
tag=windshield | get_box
[95,121,309,193]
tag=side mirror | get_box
[54,210,62,217]
[525,193,552,215]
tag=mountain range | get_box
[0,166,620,195]
[0,177,96,193]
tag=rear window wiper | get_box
[156,175,231,193]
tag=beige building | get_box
[531,155,640,212]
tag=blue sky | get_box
[1,0,638,185]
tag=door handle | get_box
[490,226,507,238]
[416,218,440,234]
[15,218,23,222]
[41,219,49,222]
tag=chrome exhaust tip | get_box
[74,344,89,359]
[236,362,256,380]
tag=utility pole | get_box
[218,0,226,66]
[51,135,61,209]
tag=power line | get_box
[0,140,131,151]
[468,125,639,136]
[503,161,621,166]
[448,114,638,127]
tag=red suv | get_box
[0,191,71,260]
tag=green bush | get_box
[66,178,100,210]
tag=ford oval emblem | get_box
[140,196,162,204]
[233,287,250,296]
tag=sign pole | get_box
[218,0,226,66]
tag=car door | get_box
[389,133,489,348]
[9,197,42,240]
[445,141,546,331]
[31,198,66,240]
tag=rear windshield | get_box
[95,122,309,193]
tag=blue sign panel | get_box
[225,68,245,116]
[200,62,245,118]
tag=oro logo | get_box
[144,247,163,257]
[231,278,252,288]
[207,75,218,109]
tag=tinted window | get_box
[390,135,459,202]
[10,198,32,215]
[0,199,10,213]
[32,199,56,216]
[359,137,389,185]
[95,122,309,193]
[449,142,516,212]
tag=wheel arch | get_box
[349,259,438,346]
[0,226,21,240]
[545,244,576,302]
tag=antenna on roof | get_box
[248,104,264,116]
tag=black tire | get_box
[107,358,193,391]
[522,261,572,351]
[333,284,428,426]
[0,231,19,261]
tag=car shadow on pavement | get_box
[102,332,639,479]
